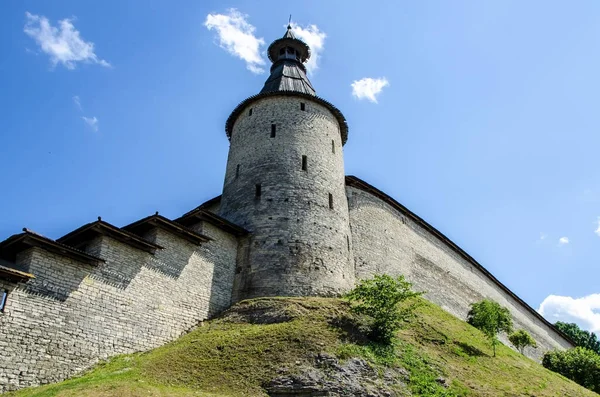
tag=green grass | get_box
[7,297,599,397]
[397,299,598,396]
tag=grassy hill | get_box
[7,297,598,397]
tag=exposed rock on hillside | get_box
[266,353,408,396]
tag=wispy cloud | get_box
[595,217,600,237]
[82,116,98,132]
[539,232,547,241]
[289,23,326,75]
[351,77,389,103]
[24,12,110,70]
[558,236,569,245]
[73,96,98,131]
[73,95,82,110]
[539,294,600,333]
[204,9,266,74]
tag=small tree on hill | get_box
[345,274,422,344]
[509,329,537,355]
[467,299,513,357]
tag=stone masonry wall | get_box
[347,186,572,360]
[219,96,354,299]
[0,225,237,393]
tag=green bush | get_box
[542,347,600,392]
[467,299,512,357]
[345,274,422,344]
[508,329,537,355]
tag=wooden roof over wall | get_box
[123,214,211,245]
[58,218,163,254]
[175,209,248,237]
[0,229,103,266]
[0,259,35,282]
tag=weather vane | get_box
[288,14,292,27]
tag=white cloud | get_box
[82,116,98,132]
[204,9,266,74]
[351,77,389,103]
[24,12,110,70]
[539,232,547,241]
[558,236,569,245]
[595,217,600,237]
[539,294,600,334]
[289,23,326,75]
[73,95,82,111]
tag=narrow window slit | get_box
[249,108,253,116]
[329,193,334,209]
[302,155,307,171]
[235,164,240,178]
[255,184,262,198]
[271,124,276,138]
[332,140,335,154]
[0,290,7,312]
[300,103,305,111]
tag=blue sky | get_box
[1,1,599,332]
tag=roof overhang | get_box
[58,219,163,254]
[0,260,35,282]
[267,37,310,63]
[123,214,211,245]
[175,209,248,237]
[0,229,104,266]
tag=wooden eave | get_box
[0,262,34,282]
[123,214,211,245]
[267,36,310,63]
[175,209,248,237]
[177,195,222,221]
[345,175,576,347]
[0,230,104,266]
[58,220,163,254]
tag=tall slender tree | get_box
[467,299,513,357]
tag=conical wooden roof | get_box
[260,26,314,95]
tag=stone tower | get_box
[219,25,355,300]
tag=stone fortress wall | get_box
[0,82,575,394]
[0,22,577,394]
[0,217,240,393]
[0,174,574,393]
[219,96,354,300]
[345,177,573,360]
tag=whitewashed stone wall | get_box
[219,96,354,299]
[347,185,572,360]
[0,224,238,393]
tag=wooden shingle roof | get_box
[123,214,211,245]
[58,218,163,254]
[0,229,104,265]
[260,61,315,96]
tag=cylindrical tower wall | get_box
[219,96,354,300]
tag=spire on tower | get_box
[225,23,349,145]
[261,23,314,95]
[283,15,295,39]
